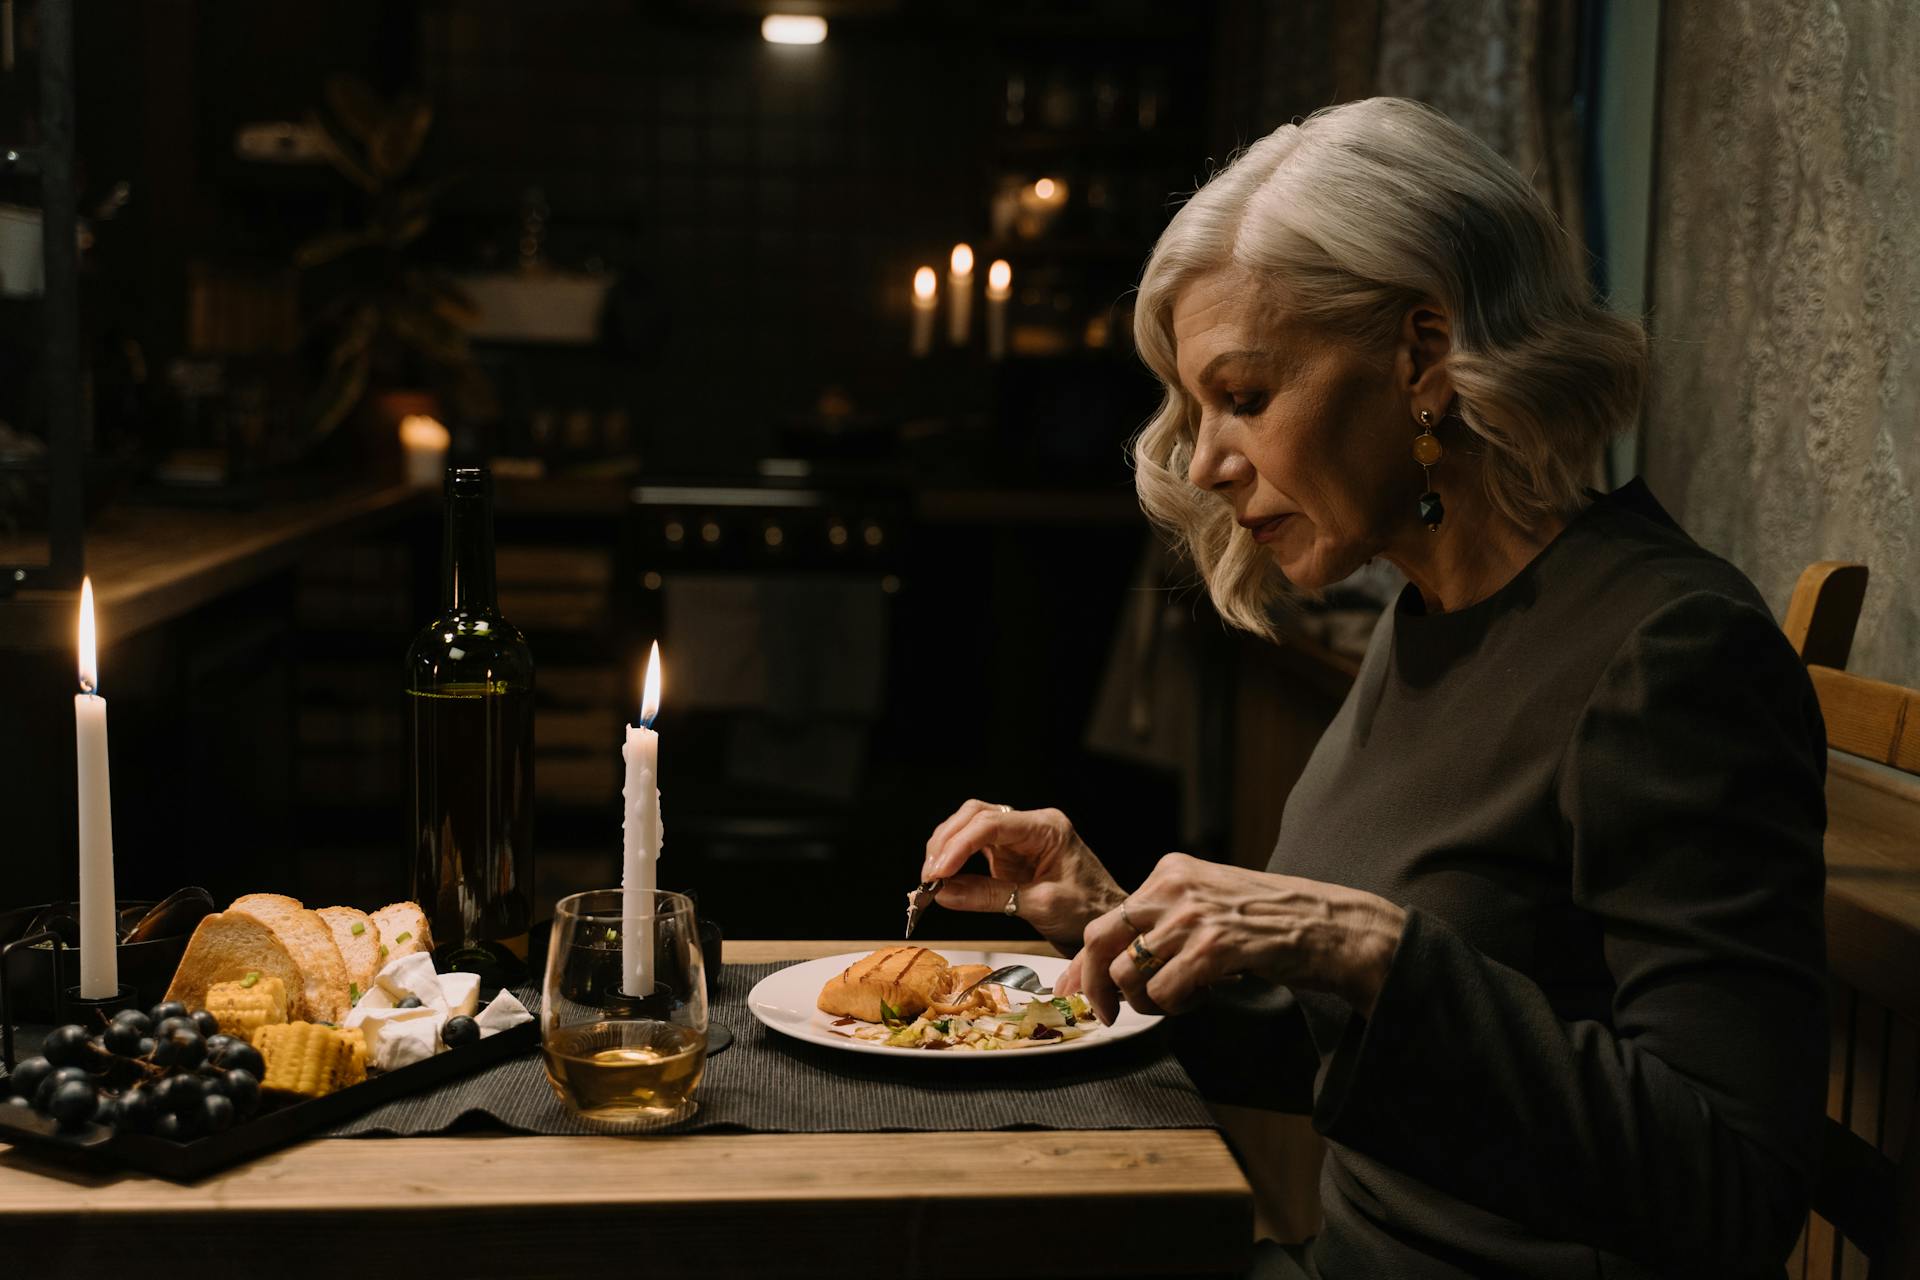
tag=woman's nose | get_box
[1187,419,1252,493]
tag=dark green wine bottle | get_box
[407,467,535,988]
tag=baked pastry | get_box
[316,905,381,1000]
[817,946,951,1022]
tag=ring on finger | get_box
[1002,885,1019,916]
[996,803,1012,813]
[1120,899,1141,935]
[1128,934,1163,978]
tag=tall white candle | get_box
[620,641,663,997]
[909,266,937,358]
[985,258,1011,362]
[947,243,974,345]
[74,577,118,999]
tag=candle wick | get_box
[639,713,656,731]
[79,678,95,696]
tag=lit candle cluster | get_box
[909,245,1012,361]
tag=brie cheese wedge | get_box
[356,1005,446,1070]
[475,988,533,1037]
[437,971,481,1019]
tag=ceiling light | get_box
[762,15,827,45]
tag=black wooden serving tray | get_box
[0,1018,539,1180]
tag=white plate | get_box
[745,950,1161,1060]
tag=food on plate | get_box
[164,893,432,1024]
[204,974,290,1038]
[316,905,382,995]
[815,946,952,1023]
[474,987,531,1037]
[816,949,1097,1051]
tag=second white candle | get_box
[621,641,663,997]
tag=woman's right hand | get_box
[921,801,1126,955]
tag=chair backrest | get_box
[1783,562,1920,1280]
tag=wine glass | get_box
[541,889,708,1127]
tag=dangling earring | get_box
[1413,408,1444,532]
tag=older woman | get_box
[919,99,1827,1278]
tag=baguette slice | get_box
[164,913,304,1020]
[316,906,381,1002]
[817,946,951,1023]
[370,902,433,966]
[228,894,350,1023]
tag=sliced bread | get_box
[369,901,433,965]
[316,906,381,1001]
[164,912,304,1018]
[228,893,350,1023]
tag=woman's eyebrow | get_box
[1196,349,1271,382]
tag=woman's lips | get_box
[1247,515,1293,544]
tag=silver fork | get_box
[946,963,1053,1002]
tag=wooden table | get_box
[1,939,1255,1278]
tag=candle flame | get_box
[987,259,1012,293]
[398,414,450,450]
[912,266,937,302]
[78,576,97,694]
[1033,177,1057,200]
[640,640,662,728]
[949,243,974,276]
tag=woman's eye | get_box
[1228,393,1267,417]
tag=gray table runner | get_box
[325,962,1215,1137]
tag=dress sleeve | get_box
[1170,981,1318,1113]
[1310,592,1830,1273]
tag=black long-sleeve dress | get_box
[1178,479,1829,1278]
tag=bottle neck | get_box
[441,488,497,614]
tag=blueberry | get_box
[191,1010,219,1038]
[112,1009,153,1038]
[42,1024,91,1068]
[442,1015,480,1048]
[224,1069,260,1118]
[35,1066,91,1113]
[397,995,423,1009]
[118,1085,156,1133]
[92,1096,124,1130]
[201,1093,235,1134]
[48,1079,96,1127]
[149,1000,188,1025]
[9,1056,53,1100]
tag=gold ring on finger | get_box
[1128,934,1163,978]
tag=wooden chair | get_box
[1782,562,1920,1279]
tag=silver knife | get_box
[904,878,942,939]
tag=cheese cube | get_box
[356,1005,446,1071]
[475,988,533,1038]
[437,972,481,1019]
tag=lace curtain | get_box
[1645,1,1920,686]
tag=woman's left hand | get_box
[1059,853,1408,1025]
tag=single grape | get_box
[41,1024,91,1068]
[152,1111,182,1140]
[201,1093,235,1134]
[191,1010,219,1038]
[198,1069,229,1097]
[92,1095,124,1130]
[224,1069,260,1117]
[103,1021,145,1056]
[442,1015,480,1048]
[155,1015,197,1042]
[153,1073,206,1116]
[48,1079,96,1127]
[148,1000,188,1025]
[220,1042,265,1078]
[111,1009,153,1038]
[34,1066,90,1113]
[3,1094,32,1111]
[204,1033,238,1064]
[118,1085,156,1133]
[8,1056,53,1099]
[166,1029,207,1071]
[136,1037,156,1059]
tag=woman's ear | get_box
[1399,303,1454,405]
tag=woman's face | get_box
[1173,270,1417,590]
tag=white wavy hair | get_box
[1131,97,1647,634]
